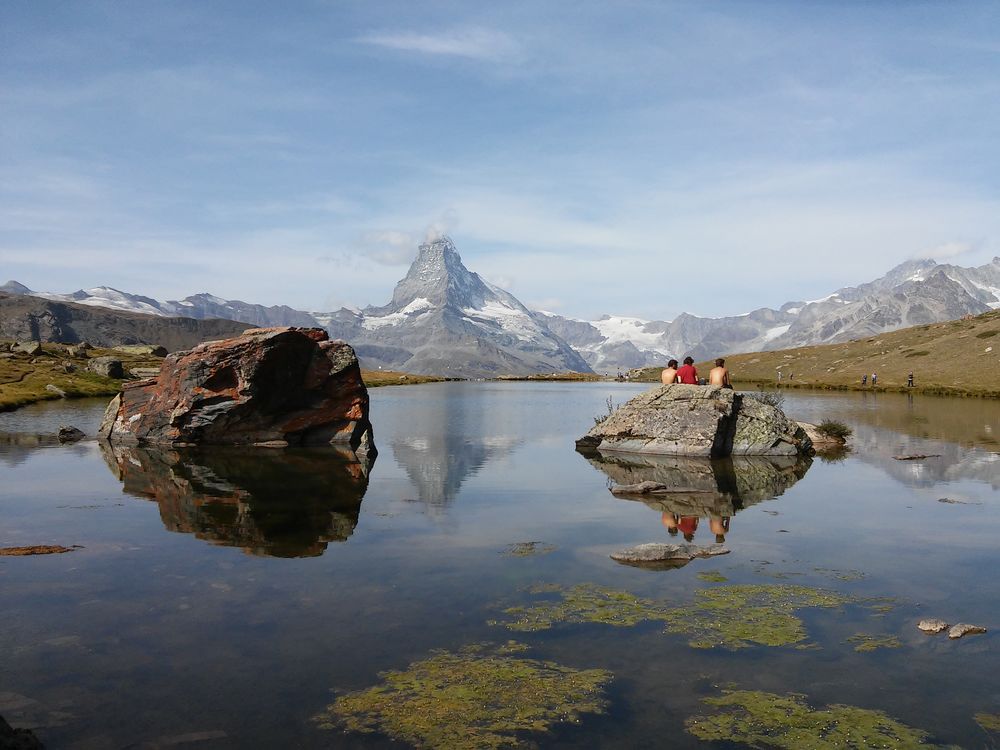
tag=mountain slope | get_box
[324,237,593,378]
[0,293,248,350]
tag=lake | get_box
[2,383,998,748]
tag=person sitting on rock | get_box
[708,358,731,388]
[660,359,679,385]
[676,356,699,385]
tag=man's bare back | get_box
[708,359,730,388]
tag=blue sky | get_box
[2,1,999,319]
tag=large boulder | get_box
[577,384,811,457]
[99,327,376,457]
[88,356,125,378]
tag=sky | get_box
[2,1,1000,320]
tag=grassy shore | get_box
[361,370,455,387]
[630,309,1000,398]
[494,372,603,382]
[0,342,163,412]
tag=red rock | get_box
[100,327,375,457]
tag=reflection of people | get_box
[710,516,730,543]
[677,515,699,542]
[676,357,699,385]
[661,512,679,536]
[709,358,731,388]
[660,359,679,385]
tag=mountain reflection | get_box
[580,450,811,542]
[100,443,373,557]
[390,388,521,511]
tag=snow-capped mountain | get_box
[2,283,321,328]
[538,256,1000,371]
[5,252,999,375]
[323,237,593,377]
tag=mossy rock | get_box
[846,633,902,652]
[313,642,611,749]
[686,689,954,748]
[975,712,1000,732]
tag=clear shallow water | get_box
[1,384,998,748]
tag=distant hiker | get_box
[709,358,731,388]
[862,374,867,386]
[871,372,877,386]
[907,372,914,387]
[660,359,679,385]
[777,370,782,382]
[676,356,699,385]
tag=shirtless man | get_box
[708,358,731,388]
[660,359,679,385]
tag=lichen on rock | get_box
[686,689,949,748]
[312,641,612,749]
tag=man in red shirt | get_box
[676,356,699,384]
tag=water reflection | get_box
[390,387,521,511]
[580,451,811,542]
[100,443,373,557]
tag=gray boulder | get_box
[58,425,86,442]
[577,384,812,457]
[88,356,125,378]
[14,341,42,356]
[610,542,729,569]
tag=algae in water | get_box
[847,633,902,652]
[663,584,855,649]
[975,712,1000,732]
[696,570,729,582]
[686,689,950,748]
[313,641,612,749]
[492,583,672,632]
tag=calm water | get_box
[1,384,998,748]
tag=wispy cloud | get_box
[914,240,980,261]
[358,27,520,62]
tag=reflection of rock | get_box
[100,442,372,557]
[102,327,375,458]
[581,450,810,518]
[577,385,812,457]
[0,714,44,749]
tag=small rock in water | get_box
[45,384,67,398]
[917,619,949,634]
[611,542,729,567]
[57,426,86,443]
[948,623,987,639]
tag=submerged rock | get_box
[610,542,729,568]
[948,623,987,639]
[577,384,812,457]
[57,425,85,443]
[100,327,375,458]
[917,619,949,634]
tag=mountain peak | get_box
[389,235,485,309]
[1,280,32,295]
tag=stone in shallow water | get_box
[610,542,729,569]
[918,619,949,634]
[948,623,987,639]
[312,642,611,750]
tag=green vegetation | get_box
[975,712,1000,732]
[696,570,729,582]
[501,541,557,557]
[663,584,855,650]
[495,372,603,382]
[686,690,948,748]
[0,342,163,411]
[361,369,453,387]
[312,641,611,749]
[593,394,618,425]
[817,419,853,440]
[491,583,671,632]
[846,633,902,652]
[629,309,1000,398]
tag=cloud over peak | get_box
[358,26,520,62]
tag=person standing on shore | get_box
[862,374,867,386]
[660,359,679,385]
[872,372,878,386]
[676,357,699,384]
[908,372,914,387]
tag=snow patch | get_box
[762,324,791,342]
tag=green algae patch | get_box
[975,712,1000,732]
[502,541,557,557]
[697,570,729,582]
[491,583,672,632]
[814,567,865,582]
[663,584,855,650]
[847,633,902,652]
[686,690,950,749]
[312,642,611,749]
